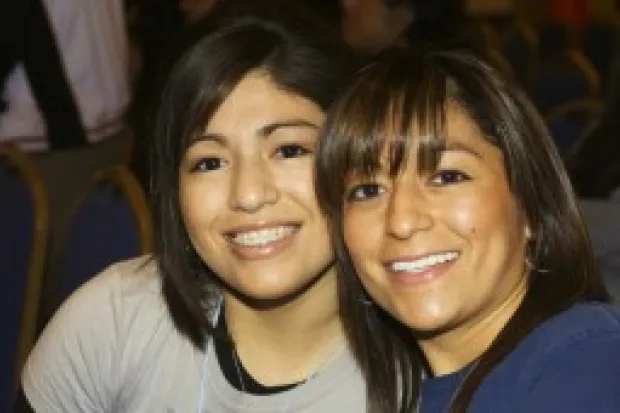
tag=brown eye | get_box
[191,157,223,172]
[430,169,471,186]
[276,144,310,159]
[347,183,385,201]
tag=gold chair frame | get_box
[0,146,49,397]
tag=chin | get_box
[245,285,298,300]
[230,278,320,308]
[388,303,454,336]
[403,319,449,337]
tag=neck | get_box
[223,267,345,385]
[418,276,528,377]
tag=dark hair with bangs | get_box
[148,0,356,347]
[315,47,608,412]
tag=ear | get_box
[524,224,532,241]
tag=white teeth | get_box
[390,251,459,273]
[232,226,297,247]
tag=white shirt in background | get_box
[0,0,130,151]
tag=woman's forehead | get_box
[341,101,496,175]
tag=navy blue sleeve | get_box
[519,332,620,413]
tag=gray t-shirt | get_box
[22,256,367,412]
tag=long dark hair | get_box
[148,0,356,347]
[315,47,608,412]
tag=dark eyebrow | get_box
[257,119,320,137]
[188,119,320,148]
[439,141,483,159]
[188,133,225,147]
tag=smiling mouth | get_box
[229,225,299,247]
[388,251,460,273]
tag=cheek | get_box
[277,163,320,207]
[178,179,222,229]
[178,198,201,244]
[342,216,358,251]
[294,181,319,208]
[442,189,525,251]
[178,179,193,224]
[342,208,378,259]
[441,197,480,235]
[442,184,517,233]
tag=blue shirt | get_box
[421,303,620,412]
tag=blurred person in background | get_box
[466,0,515,27]
[0,0,131,287]
[547,0,587,30]
[0,0,130,172]
[340,0,482,57]
[179,0,218,22]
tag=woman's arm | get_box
[13,388,34,413]
[20,266,123,412]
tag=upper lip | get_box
[382,250,460,266]
[223,221,301,237]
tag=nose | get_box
[386,183,433,239]
[229,158,279,212]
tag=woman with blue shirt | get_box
[315,46,620,412]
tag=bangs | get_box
[322,54,453,188]
[173,28,284,155]
[315,48,524,219]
